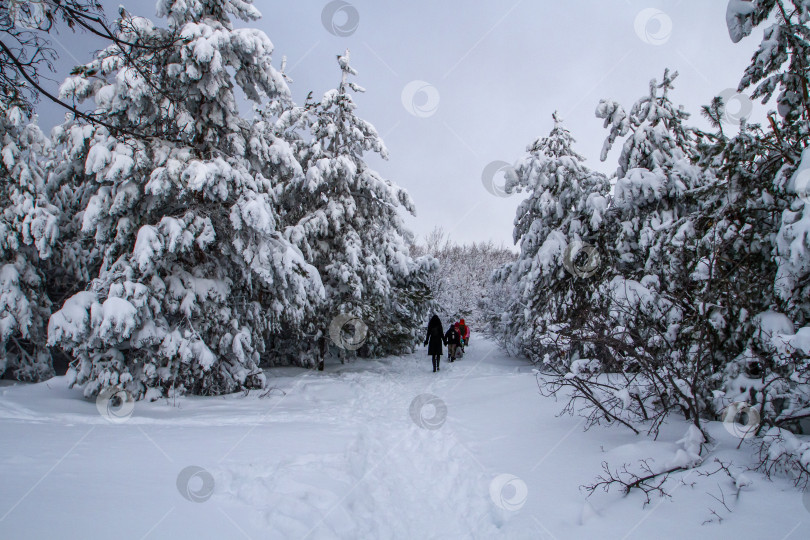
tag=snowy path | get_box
[0,339,808,539]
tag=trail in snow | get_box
[0,339,808,539]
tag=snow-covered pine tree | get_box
[0,101,59,381]
[721,0,810,481]
[692,102,791,427]
[735,0,810,330]
[491,113,609,365]
[48,0,323,399]
[278,50,434,367]
[595,69,703,282]
[528,4,810,446]
[575,71,725,435]
[724,0,810,332]
[526,74,727,438]
[381,254,435,356]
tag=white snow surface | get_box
[0,338,808,539]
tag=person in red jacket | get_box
[458,319,469,351]
[452,322,463,358]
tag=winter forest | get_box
[2,0,810,538]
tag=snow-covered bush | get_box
[757,427,810,489]
[498,72,760,440]
[490,2,810,465]
[413,227,515,335]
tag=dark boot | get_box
[432,357,437,372]
[437,357,441,371]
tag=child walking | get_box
[444,323,461,362]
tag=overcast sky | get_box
[34,0,767,248]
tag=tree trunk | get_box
[318,335,326,371]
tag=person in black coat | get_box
[424,314,445,372]
[444,324,461,362]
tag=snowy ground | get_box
[0,338,808,539]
